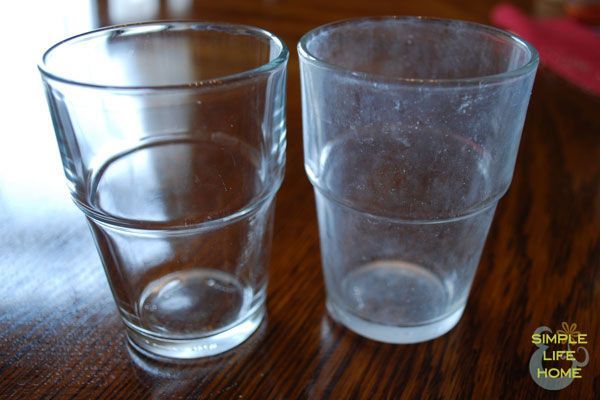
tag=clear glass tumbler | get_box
[298,17,538,343]
[39,22,288,358]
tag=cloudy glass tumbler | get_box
[39,22,288,358]
[299,17,537,343]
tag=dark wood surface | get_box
[1,1,598,399]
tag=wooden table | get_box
[1,0,598,398]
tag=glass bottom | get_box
[126,302,264,359]
[138,269,254,337]
[327,300,464,343]
[327,260,465,343]
[123,268,265,359]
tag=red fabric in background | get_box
[491,3,600,96]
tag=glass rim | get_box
[297,16,539,85]
[38,20,290,91]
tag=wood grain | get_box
[1,0,598,399]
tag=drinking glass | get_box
[298,17,538,343]
[39,22,288,358]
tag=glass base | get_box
[125,304,265,359]
[327,300,464,343]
